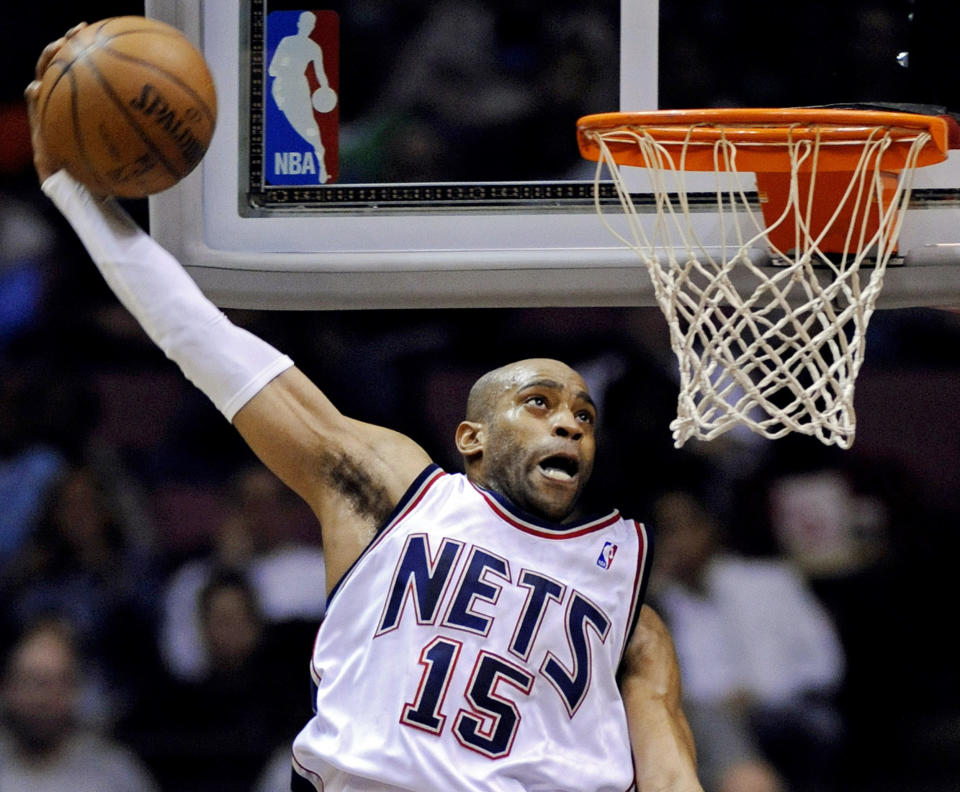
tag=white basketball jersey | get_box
[292,466,651,792]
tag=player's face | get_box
[480,361,597,522]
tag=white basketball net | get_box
[586,123,932,449]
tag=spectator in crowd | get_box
[0,372,66,567]
[160,465,326,681]
[766,465,890,580]
[0,617,160,792]
[649,490,846,792]
[1,461,161,722]
[121,570,310,792]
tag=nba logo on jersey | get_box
[264,9,340,185]
[597,541,618,569]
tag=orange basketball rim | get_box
[577,107,958,255]
[577,108,955,172]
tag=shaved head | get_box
[456,359,597,521]
[465,359,584,424]
[465,364,515,424]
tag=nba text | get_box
[274,151,321,176]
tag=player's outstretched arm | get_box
[620,605,704,792]
[25,27,432,588]
[231,369,431,583]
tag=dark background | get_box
[1,2,958,791]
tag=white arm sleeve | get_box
[43,170,293,422]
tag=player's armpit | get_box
[233,367,433,584]
[619,605,704,792]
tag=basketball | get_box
[36,16,217,198]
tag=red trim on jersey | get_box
[314,465,448,681]
[327,465,447,604]
[618,520,651,664]
[472,483,622,538]
[381,466,448,536]
[291,755,324,790]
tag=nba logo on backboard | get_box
[264,10,339,185]
[596,542,617,570]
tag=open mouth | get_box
[538,455,580,482]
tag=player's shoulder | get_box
[389,465,475,515]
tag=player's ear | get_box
[455,420,485,459]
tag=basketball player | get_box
[24,26,703,792]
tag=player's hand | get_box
[24,22,87,183]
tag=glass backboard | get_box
[147,0,960,309]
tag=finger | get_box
[35,22,87,80]
[36,37,66,81]
[24,81,47,142]
[23,80,44,128]
[23,80,40,112]
[24,77,64,181]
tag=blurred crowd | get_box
[2,2,960,792]
[2,205,959,791]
